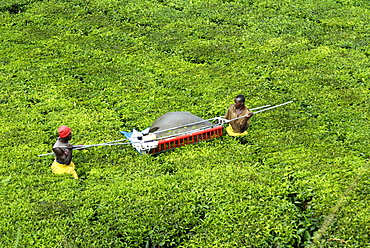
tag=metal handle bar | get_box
[37,141,130,157]
[153,104,272,135]
[227,101,293,123]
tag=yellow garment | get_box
[226,125,248,136]
[51,160,78,179]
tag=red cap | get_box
[58,125,72,138]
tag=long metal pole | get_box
[151,104,281,140]
[227,101,293,122]
[37,141,131,157]
[153,105,272,135]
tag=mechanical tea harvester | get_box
[38,101,292,156]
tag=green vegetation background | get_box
[1,0,369,247]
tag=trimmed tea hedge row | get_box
[1,0,369,247]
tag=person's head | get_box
[58,125,72,140]
[234,95,245,109]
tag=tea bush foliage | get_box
[1,0,369,247]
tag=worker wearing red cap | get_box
[51,125,78,179]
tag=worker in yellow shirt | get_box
[224,95,254,136]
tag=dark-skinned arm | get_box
[52,144,73,165]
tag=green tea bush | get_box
[1,0,370,247]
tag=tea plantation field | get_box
[1,0,369,247]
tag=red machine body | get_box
[149,125,223,154]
